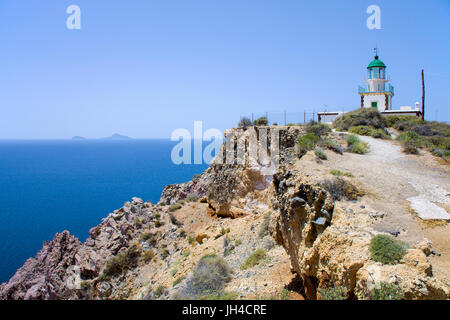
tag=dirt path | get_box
[324,135,450,283]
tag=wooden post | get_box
[421,69,425,120]
[284,110,286,126]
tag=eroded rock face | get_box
[270,167,449,300]
[0,231,82,300]
[160,171,211,205]
[207,126,304,218]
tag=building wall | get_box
[363,94,388,111]
[366,79,387,92]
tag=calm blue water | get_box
[0,140,208,283]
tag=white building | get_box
[358,51,394,111]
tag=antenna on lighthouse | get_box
[374,47,379,58]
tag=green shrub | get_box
[253,116,268,126]
[368,282,404,300]
[143,249,155,262]
[140,230,155,243]
[295,133,320,157]
[161,248,170,259]
[180,254,232,298]
[220,228,231,236]
[315,149,328,160]
[330,169,354,177]
[240,249,267,270]
[346,134,360,146]
[172,276,186,287]
[350,142,369,154]
[370,234,407,264]
[398,131,421,154]
[101,244,141,278]
[387,117,449,158]
[349,125,373,136]
[154,285,167,298]
[319,286,347,300]
[349,125,390,139]
[171,268,178,276]
[323,139,343,155]
[187,236,195,245]
[238,117,252,128]
[306,121,331,137]
[134,217,145,228]
[182,249,191,258]
[169,203,182,212]
[333,108,386,131]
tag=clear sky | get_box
[0,0,449,139]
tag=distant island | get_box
[71,134,131,140]
[102,133,131,140]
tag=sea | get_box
[0,139,209,283]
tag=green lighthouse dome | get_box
[368,55,386,69]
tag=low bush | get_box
[253,116,269,126]
[369,234,407,264]
[154,285,167,298]
[386,116,449,159]
[101,244,141,278]
[398,131,421,154]
[333,108,386,131]
[330,169,354,178]
[306,121,331,137]
[134,217,145,228]
[294,133,320,157]
[346,134,369,154]
[320,177,361,201]
[322,139,343,155]
[368,282,404,300]
[140,230,155,243]
[349,125,390,139]
[172,275,186,287]
[315,149,328,160]
[169,203,182,212]
[346,134,360,145]
[319,286,347,300]
[143,249,155,262]
[238,117,252,128]
[180,254,232,298]
[240,249,267,270]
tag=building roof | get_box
[367,56,386,69]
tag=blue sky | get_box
[0,0,449,139]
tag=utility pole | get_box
[421,69,425,121]
[284,110,286,126]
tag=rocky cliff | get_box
[1,126,449,300]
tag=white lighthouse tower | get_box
[358,49,394,111]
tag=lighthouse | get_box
[358,49,394,111]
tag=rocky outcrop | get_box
[206,126,304,218]
[270,165,449,300]
[160,171,211,205]
[0,197,184,300]
[0,231,82,300]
